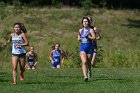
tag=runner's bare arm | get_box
[49,50,54,61]
[87,29,95,40]
[78,29,82,41]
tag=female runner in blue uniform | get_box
[49,43,64,69]
[78,17,95,81]
[87,16,101,65]
[87,16,101,79]
[7,22,29,85]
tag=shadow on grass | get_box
[122,19,140,28]
[23,81,54,84]
[23,75,83,85]
[23,80,83,85]
[0,72,10,82]
[94,75,132,82]
[0,79,9,82]
[47,75,81,78]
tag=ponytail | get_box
[20,23,27,33]
[51,45,55,50]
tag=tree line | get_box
[0,0,140,9]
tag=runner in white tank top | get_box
[7,22,29,85]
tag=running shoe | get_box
[32,67,35,70]
[27,67,30,69]
[13,80,16,85]
[87,70,92,79]
[84,76,88,82]
[20,74,24,81]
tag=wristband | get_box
[85,35,88,38]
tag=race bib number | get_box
[82,38,88,43]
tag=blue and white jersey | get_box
[52,49,61,63]
[79,28,94,54]
[12,33,26,54]
[80,28,92,44]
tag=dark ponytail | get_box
[51,45,55,50]
[20,23,27,33]
[13,22,27,33]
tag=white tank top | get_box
[12,33,26,54]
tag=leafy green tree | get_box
[82,0,93,15]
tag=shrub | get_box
[0,1,6,20]
[81,0,93,15]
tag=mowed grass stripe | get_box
[0,68,140,93]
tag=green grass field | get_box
[0,68,140,93]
